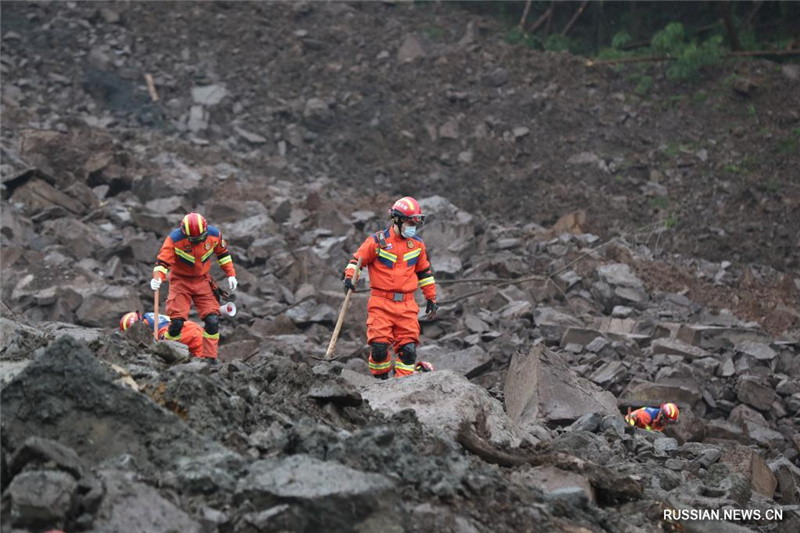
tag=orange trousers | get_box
[366,295,419,377]
[166,274,219,358]
[157,321,204,357]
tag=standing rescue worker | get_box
[343,197,438,379]
[625,402,680,432]
[120,311,204,357]
[150,213,237,361]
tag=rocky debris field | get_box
[2,1,800,532]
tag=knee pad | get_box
[167,318,184,338]
[370,342,390,362]
[203,313,220,335]
[398,343,416,366]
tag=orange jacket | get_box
[153,226,235,281]
[625,407,666,432]
[344,226,436,301]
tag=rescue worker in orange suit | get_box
[343,197,437,379]
[625,402,679,432]
[150,213,237,361]
[120,311,204,357]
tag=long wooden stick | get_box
[519,0,533,29]
[153,288,159,340]
[561,0,589,37]
[325,257,362,360]
[145,74,159,102]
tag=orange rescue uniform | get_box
[153,226,235,359]
[344,226,436,377]
[144,313,204,357]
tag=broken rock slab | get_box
[235,454,395,530]
[505,344,618,429]
[719,445,777,498]
[416,344,492,378]
[618,378,703,409]
[342,369,525,447]
[512,465,595,504]
[94,469,202,533]
[650,338,709,360]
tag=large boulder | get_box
[504,344,618,429]
[1,337,221,476]
[417,196,477,278]
[93,470,202,533]
[342,369,525,447]
[235,455,395,531]
[719,445,777,498]
[75,286,142,328]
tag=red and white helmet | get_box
[181,212,208,243]
[661,402,679,421]
[120,311,141,332]
[389,197,425,225]
[415,361,435,373]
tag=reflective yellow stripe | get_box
[403,249,422,262]
[377,249,397,263]
[165,331,182,341]
[218,256,232,266]
[202,331,220,340]
[201,248,215,262]
[394,362,415,372]
[369,360,392,370]
[154,266,168,275]
[418,277,435,287]
[174,248,196,263]
[183,217,191,236]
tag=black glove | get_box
[343,278,355,294]
[425,299,438,319]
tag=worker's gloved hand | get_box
[227,276,238,292]
[425,299,438,319]
[343,278,355,294]
[150,277,162,291]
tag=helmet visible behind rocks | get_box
[661,402,679,421]
[120,311,141,331]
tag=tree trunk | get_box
[562,0,589,37]
[545,0,556,37]
[719,1,742,51]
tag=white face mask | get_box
[401,223,417,238]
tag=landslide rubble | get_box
[2,1,800,532]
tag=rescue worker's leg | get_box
[394,343,416,377]
[366,297,395,379]
[182,322,204,358]
[194,281,222,359]
[165,276,192,342]
[392,299,421,378]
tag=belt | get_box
[371,289,413,302]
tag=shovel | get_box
[324,257,362,360]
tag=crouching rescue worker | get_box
[150,212,237,361]
[625,402,679,432]
[120,311,204,357]
[343,197,438,379]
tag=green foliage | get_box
[723,163,742,174]
[665,213,678,230]
[544,34,572,52]
[693,91,708,103]
[627,73,653,96]
[777,136,798,154]
[651,23,724,80]
[505,27,539,49]
[421,26,444,41]
[651,22,686,56]
[650,196,670,210]
[611,31,632,50]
